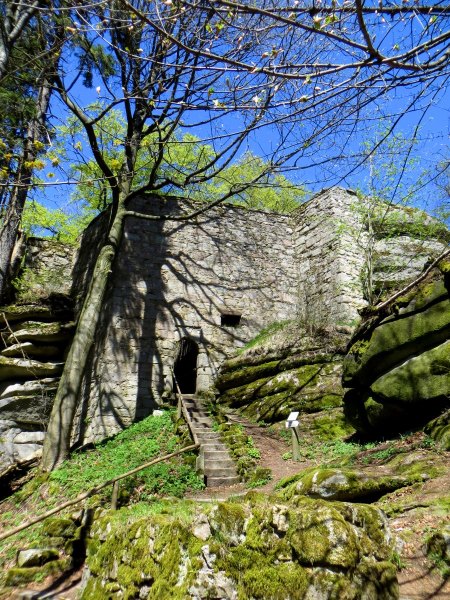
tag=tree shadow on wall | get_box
[74,196,297,443]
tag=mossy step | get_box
[202,443,229,452]
[191,417,213,425]
[0,356,63,381]
[203,450,231,459]
[192,426,214,435]
[186,409,209,418]
[0,303,72,325]
[204,458,236,469]
[6,321,75,345]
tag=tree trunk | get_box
[0,76,52,302]
[41,197,127,471]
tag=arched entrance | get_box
[173,337,199,394]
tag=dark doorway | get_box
[173,338,199,394]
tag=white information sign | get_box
[286,411,300,429]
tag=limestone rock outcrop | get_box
[277,466,425,502]
[82,495,399,599]
[0,298,74,470]
[216,321,350,422]
[343,264,450,436]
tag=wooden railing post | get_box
[111,481,120,510]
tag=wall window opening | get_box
[221,313,242,327]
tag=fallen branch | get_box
[0,443,198,542]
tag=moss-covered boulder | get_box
[5,321,75,345]
[343,269,450,435]
[82,496,399,599]
[424,409,450,450]
[16,548,59,568]
[216,322,350,422]
[426,527,450,578]
[276,467,421,502]
[5,558,71,586]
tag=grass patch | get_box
[49,411,204,499]
[239,320,292,353]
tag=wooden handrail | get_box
[172,369,200,447]
[0,444,198,542]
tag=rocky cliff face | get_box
[216,321,351,423]
[0,238,76,471]
[343,261,450,439]
[0,299,74,470]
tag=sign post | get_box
[286,412,300,461]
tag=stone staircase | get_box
[182,395,239,488]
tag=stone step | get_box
[204,456,236,467]
[204,463,237,474]
[201,442,229,452]
[205,468,238,478]
[203,450,231,459]
[191,417,213,425]
[192,425,217,432]
[181,394,239,488]
[206,475,240,487]
[196,436,222,444]
[186,409,209,418]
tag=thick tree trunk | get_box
[0,77,52,302]
[41,198,127,471]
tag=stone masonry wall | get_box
[74,196,298,443]
[293,188,367,327]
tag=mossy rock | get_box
[5,321,75,345]
[385,452,445,480]
[82,496,398,599]
[16,548,59,568]
[343,340,450,435]
[5,558,71,586]
[0,393,55,423]
[235,389,343,423]
[344,297,450,388]
[0,304,58,325]
[424,409,450,450]
[276,467,419,502]
[426,527,450,578]
[42,517,78,539]
[370,340,450,405]
[219,362,343,423]
[0,355,64,381]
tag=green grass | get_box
[239,320,292,352]
[49,411,203,499]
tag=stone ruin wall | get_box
[70,189,448,443]
[293,188,367,327]
[73,196,299,443]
